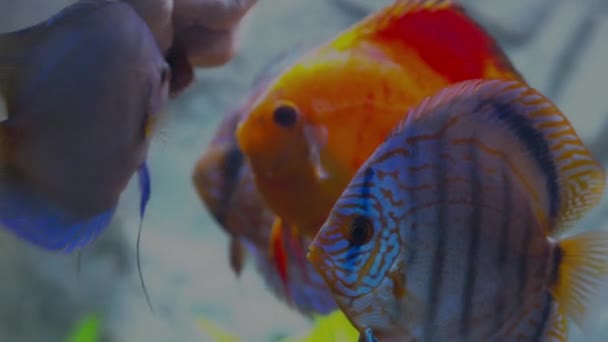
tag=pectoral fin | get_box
[229,237,246,276]
[358,328,379,342]
[269,217,289,289]
[302,124,330,180]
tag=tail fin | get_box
[550,230,608,331]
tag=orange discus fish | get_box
[308,79,608,341]
[235,0,525,281]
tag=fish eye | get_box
[273,104,298,128]
[348,215,374,246]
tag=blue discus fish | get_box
[0,0,170,251]
[309,79,608,341]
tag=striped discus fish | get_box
[308,78,608,341]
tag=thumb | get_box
[125,0,175,52]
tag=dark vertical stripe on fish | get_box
[360,167,375,216]
[460,141,482,337]
[424,136,448,341]
[495,164,513,332]
[517,201,533,306]
[481,101,559,223]
[406,144,419,266]
[532,292,554,342]
[216,145,244,225]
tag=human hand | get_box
[127,0,257,94]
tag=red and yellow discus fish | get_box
[308,78,607,342]
[236,0,525,289]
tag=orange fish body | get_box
[308,79,607,341]
[236,0,525,243]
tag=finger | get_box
[126,0,174,51]
[176,24,240,67]
[173,0,257,31]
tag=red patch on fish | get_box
[270,223,289,290]
[376,6,514,82]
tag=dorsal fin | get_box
[357,0,455,31]
[240,38,320,112]
[332,0,523,82]
[390,78,605,234]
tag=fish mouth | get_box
[306,238,345,292]
[308,236,401,336]
[307,234,400,299]
[307,240,327,274]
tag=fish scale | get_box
[378,136,544,340]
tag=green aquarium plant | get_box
[65,314,101,342]
[198,317,241,342]
[198,310,358,342]
[283,310,358,342]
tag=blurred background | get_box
[1,0,608,341]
